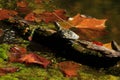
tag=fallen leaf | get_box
[16,0,31,14]
[9,46,27,62]
[60,14,107,40]
[24,9,68,23]
[103,42,112,50]
[18,53,51,68]
[0,67,19,76]
[0,9,18,20]
[24,12,36,22]
[17,0,28,8]
[58,61,80,77]
[92,41,103,46]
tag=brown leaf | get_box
[24,9,68,23]
[0,9,18,20]
[58,61,80,77]
[0,29,4,37]
[17,0,28,8]
[0,67,19,76]
[18,53,51,68]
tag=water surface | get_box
[53,0,120,43]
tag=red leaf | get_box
[0,67,19,76]
[92,41,103,46]
[18,53,51,68]
[58,61,80,77]
[0,9,18,20]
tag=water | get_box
[53,0,120,43]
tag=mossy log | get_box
[0,18,120,67]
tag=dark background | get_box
[53,0,120,43]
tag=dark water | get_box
[53,0,120,43]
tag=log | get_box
[0,18,120,67]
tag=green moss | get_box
[0,75,19,80]
[0,44,10,60]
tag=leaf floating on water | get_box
[58,61,80,77]
[18,53,51,68]
[60,14,107,40]
[70,14,107,29]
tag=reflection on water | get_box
[53,0,120,43]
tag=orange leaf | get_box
[18,53,51,68]
[64,14,107,40]
[24,12,36,22]
[0,9,18,20]
[69,14,107,29]
[58,61,80,77]
[103,42,112,50]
